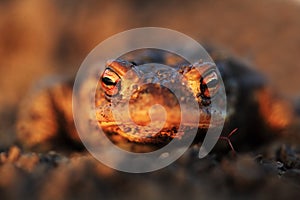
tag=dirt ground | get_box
[1,0,300,199]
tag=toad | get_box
[16,48,292,153]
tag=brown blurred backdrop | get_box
[0,0,300,148]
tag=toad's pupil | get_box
[206,78,218,88]
[203,71,219,88]
[102,77,116,86]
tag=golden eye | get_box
[101,68,121,96]
[200,70,220,98]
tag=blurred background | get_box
[0,0,300,148]
[0,1,300,199]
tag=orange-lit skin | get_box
[95,58,221,144]
[16,49,293,152]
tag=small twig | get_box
[219,128,238,155]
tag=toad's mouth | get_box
[98,122,211,144]
[96,107,225,144]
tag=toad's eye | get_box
[101,68,121,96]
[200,70,219,98]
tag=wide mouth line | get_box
[97,121,222,128]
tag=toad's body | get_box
[17,49,292,152]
